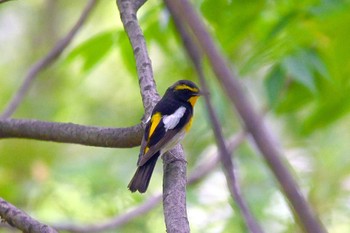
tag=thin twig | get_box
[0,0,98,119]
[0,198,58,233]
[53,132,246,233]
[164,1,327,232]
[199,75,264,233]
[166,6,264,232]
[0,118,142,148]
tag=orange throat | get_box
[188,96,199,107]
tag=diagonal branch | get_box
[0,198,58,233]
[165,1,327,233]
[198,75,264,233]
[166,6,264,232]
[0,0,97,119]
[0,118,142,148]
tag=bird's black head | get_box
[165,80,201,106]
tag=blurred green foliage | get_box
[1,0,350,232]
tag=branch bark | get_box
[0,0,97,119]
[116,1,190,232]
[0,118,142,148]
[0,198,58,233]
[165,1,327,233]
[162,145,190,233]
[116,0,158,119]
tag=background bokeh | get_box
[1,0,350,232]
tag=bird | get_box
[128,80,202,193]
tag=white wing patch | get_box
[163,106,186,131]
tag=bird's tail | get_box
[128,152,160,193]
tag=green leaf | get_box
[65,30,117,73]
[301,91,350,134]
[282,49,330,93]
[307,50,330,80]
[264,65,286,108]
[275,82,313,114]
[283,52,316,92]
[266,11,298,41]
[117,33,137,76]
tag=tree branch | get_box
[164,1,327,233]
[0,198,58,233]
[0,0,97,119]
[199,76,264,233]
[0,118,142,148]
[133,0,147,11]
[116,1,190,232]
[116,0,159,120]
[162,145,190,233]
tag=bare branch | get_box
[116,0,159,120]
[164,1,327,232]
[0,118,142,148]
[166,8,264,232]
[0,198,58,233]
[199,77,264,233]
[116,1,190,232]
[162,145,190,233]
[0,0,98,119]
[53,133,246,233]
[133,0,147,10]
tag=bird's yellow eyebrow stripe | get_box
[149,112,162,138]
[175,84,199,93]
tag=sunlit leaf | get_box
[283,52,316,92]
[275,82,313,114]
[117,32,137,76]
[266,11,298,41]
[264,65,286,108]
[65,30,117,73]
[301,91,350,134]
[307,50,330,79]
